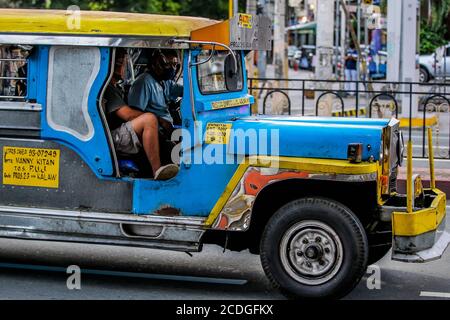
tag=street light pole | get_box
[273,0,287,80]
[357,0,361,82]
[229,0,238,18]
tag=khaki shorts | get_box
[111,122,142,154]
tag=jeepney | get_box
[0,9,447,299]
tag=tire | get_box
[420,67,430,83]
[260,197,368,299]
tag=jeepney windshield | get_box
[197,50,243,94]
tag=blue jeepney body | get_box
[0,9,446,268]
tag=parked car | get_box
[419,44,450,83]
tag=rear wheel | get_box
[260,198,368,299]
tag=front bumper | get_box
[381,188,449,263]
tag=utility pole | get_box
[273,0,287,80]
[315,0,335,81]
[387,0,420,120]
[315,0,335,116]
[334,0,341,80]
[356,0,361,82]
[246,0,259,114]
[246,0,257,14]
[257,0,268,78]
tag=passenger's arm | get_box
[115,105,144,122]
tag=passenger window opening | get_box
[0,44,32,101]
[102,48,183,180]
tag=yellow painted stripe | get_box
[205,156,378,226]
[206,161,249,226]
[332,108,366,117]
[399,116,437,128]
[0,9,216,37]
[392,189,447,236]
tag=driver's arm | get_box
[115,105,144,122]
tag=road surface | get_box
[0,208,449,300]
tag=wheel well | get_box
[203,179,379,254]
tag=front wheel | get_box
[260,198,368,299]
[419,67,430,83]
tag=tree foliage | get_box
[0,0,245,20]
[420,0,450,54]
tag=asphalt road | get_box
[0,207,449,300]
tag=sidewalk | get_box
[397,164,450,197]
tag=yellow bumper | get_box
[392,189,447,237]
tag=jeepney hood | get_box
[227,116,390,161]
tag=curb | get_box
[397,178,450,198]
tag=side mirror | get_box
[224,53,241,91]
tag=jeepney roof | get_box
[0,9,217,38]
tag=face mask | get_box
[161,66,176,81]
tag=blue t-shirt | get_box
[128,72,183,122]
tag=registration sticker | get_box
[205,123,232,145]
[2,146,60,188]
[238,14,253,29]
[211,97,251,110]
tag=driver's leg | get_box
[130,113,161,175]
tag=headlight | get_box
[381,119,401,194]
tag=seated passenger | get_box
[104,49,179,181]
[128,49,183,138]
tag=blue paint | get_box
[133,50,246,215]
[39,46,114,177]
[227,116,385,161]
[26,48,40,101]
[32,46,388,217]
[260,116,391,127]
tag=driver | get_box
[104,49,179,181]
[128,49,183,138]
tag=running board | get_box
[0,206,206,252]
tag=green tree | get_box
[420,0,450,54]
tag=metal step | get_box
[0,205,206,252]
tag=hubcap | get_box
[280,220,343,285]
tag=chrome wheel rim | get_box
[279,220,344,285]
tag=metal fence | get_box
[248,78,450,160]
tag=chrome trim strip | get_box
[0,34,190,48]
[187,51,197,123]
[0,205,205,227]
[0,102,42,111]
